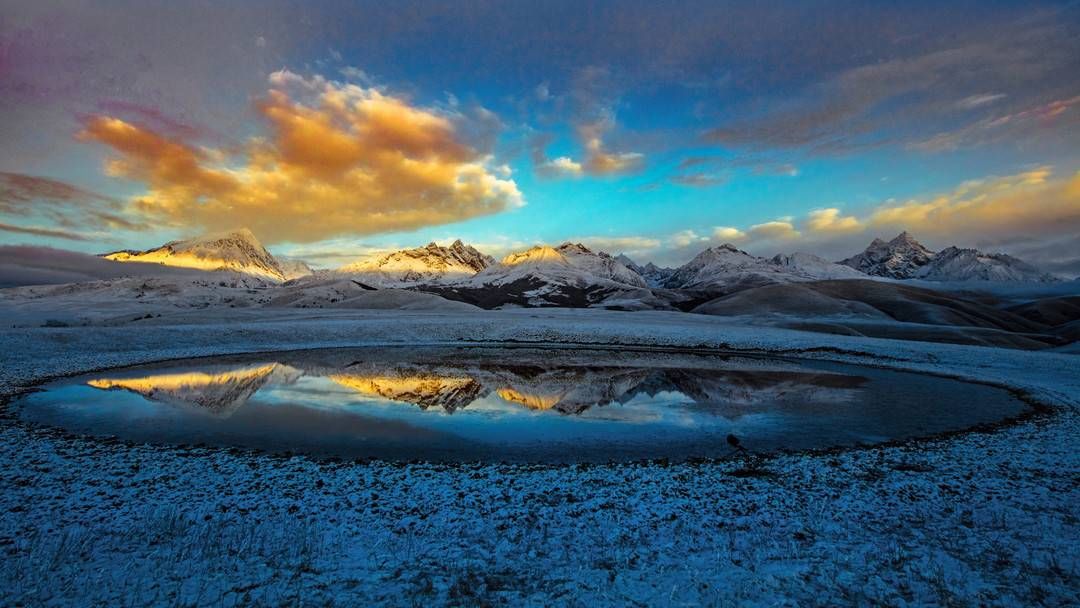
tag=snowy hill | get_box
[915,247,1057,282]
[838,232,935,279]
[338,240,494,286]
[469,243,648,289]
[102,229,286,282]
[425,243,661,308]
[839,232,1056,282]
[616,254,674,288]
[663,244,865,290]
[277,258,315,281]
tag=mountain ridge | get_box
[101,228,289,282]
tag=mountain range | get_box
[93,229,1060,307]
[2,227,1073,350]
[838,231,1055,282]
[101,228,298,283]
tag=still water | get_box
[13,347,1027,462]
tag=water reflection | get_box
[84,356,866,418]
[16,347,1028,461]
[86,364,296,416]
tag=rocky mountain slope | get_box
[839,232,935,279]
[428,243,663,308]
[664,244,865,291]
[692,279,1064,349]
[338,240,494,286]
[102,229,287,282]
[839,232,1055,282]
[615,254,674,288]
[915,246,1057,282]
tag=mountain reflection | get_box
[86,363,295,415]
[328,372,485,411]
[86,355,867,417]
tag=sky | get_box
[1,0,1079,273]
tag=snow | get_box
[0,308,1077,606]
[839,231,1057,282]
[665,244,867,290]
[338,240,494,286]
[916,246,1058,282]
[839,231,935,279]
[472,243,647,289]
[103,229,289,282]
[615,254,674,288]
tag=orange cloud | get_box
[806,208,861,233]
[864,167,1079,237]
[665,166,1080,257]
[80,71,522,244]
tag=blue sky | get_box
[1,1,1078,271]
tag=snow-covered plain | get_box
[0,308,1077,606]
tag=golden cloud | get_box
[79,70,522,244]
[664,166,1080,260]
[748,220,801,240]
[863,167,1080,237]
[577,120,644,175]
[806,208,862,233]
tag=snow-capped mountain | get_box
[915,246,1057,282]
[469,243,648,289]
[338,240,495,286]
[328,369,487,412]
[615,254,674,288]
[425,243,660,308]
[838,232,935,279]
[663,244,865,290]
[85,363,299,417]
[277,258,315,281]
[839,232,1056,282]
[102,228,286,282]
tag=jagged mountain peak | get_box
[890,231,920,245]
[613,254,674,289]
[101,228,287,282]
[915,246,1057,282]
[468,242,649,297]
[839,231,935,279]
[556,242,594,255]
[665,244,864,289]
[338,240,494,286]
[502,245,569,266]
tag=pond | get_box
[12,346,1028,462]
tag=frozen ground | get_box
[0,308,1077,606]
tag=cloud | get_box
[863,166,1079,239]
[0,172,149,233]
[712,226,746,242]
[806,208,861,233]
[651,165,1080,268]
[576,118,645,175]
[671,172,726,187]
[538,156,583,177]
[572,235,661,255]
[79,70,523,244]
[671,229,707,248]
[748,220,800,240]
[0,222,92,241]
[702,15,1080,156]
[670,157,796,184]
[911,95,1080,152]
[956,93,1006,110]
[529,68,645,178]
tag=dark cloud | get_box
[702,9,1080,156]
[670,173,727,188]
[0,222,90,241]
[0,172,150,233]
[0,244,212,287]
